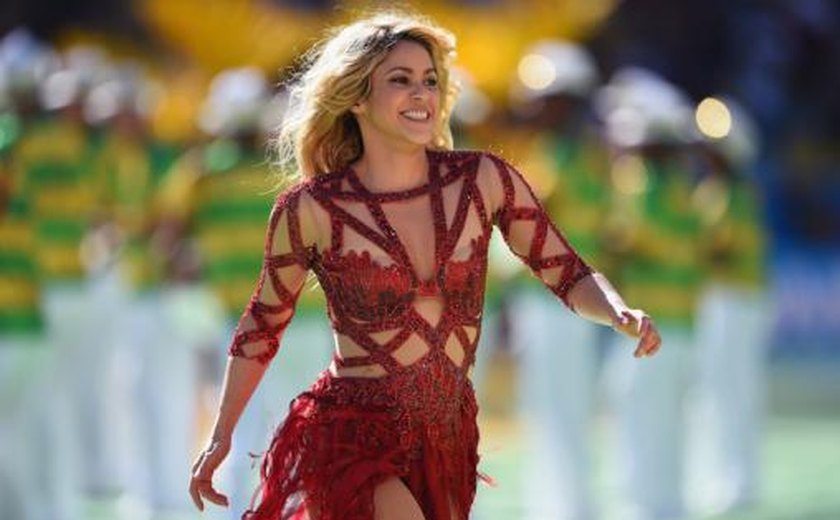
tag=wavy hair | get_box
[273,10,458,180]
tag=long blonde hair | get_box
[274,11,458,180]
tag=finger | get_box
[638,316,651,336]
[633,331,646,357]
[634,324,659,358]
[634,316,652,350]
[641,329,661,356]
[189,481,204,511]
[648,331,662,356]
[202,484,229,507]
[634,338,647,357]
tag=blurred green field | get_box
[473,363,840,520]
[473,415,840,520]
[80,364,840,520]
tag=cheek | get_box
[371,89,404,116]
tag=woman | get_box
[189,11,661,520]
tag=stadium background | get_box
[1,1,838,519]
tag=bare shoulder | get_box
[274,178,328,251]
[471,150,510,213]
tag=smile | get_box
[401,110,431,121]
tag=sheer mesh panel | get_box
[488,153,594,306]
[229,150,592,371]
[228,186,314,364]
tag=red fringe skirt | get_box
[242,357,481,520]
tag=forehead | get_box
[376,39,436,73]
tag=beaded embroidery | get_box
[233,149,593,520]
[230,149,591,371]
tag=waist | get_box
[312,355,473,428]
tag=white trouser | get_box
[117,286,211,515]
[510,289,600,520]
[0,336,52,520]
[214,311,333,520]
[687,285,770,513]
[47,273,128,499]
[84,268,130,496]
[605,325,692,520]
[41,282,101,519]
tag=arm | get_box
[566,272,660,357]
[189,184,320,511]
[481,153,661,358]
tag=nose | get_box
[410,82,427,100]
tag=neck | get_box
[353,141,429,193]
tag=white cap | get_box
[63,45,108,82]
[595,66,697,147]
[0,28,60,98]
[83,63,156,124]
[198,67,269,136]
[38,69,83,111]
[514,39,598,100]
[38,45,112,112]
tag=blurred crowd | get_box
[0,2,830,519]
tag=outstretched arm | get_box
[481,153,661,358]
[189,184,321,511]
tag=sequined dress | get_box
[229,150,593,520]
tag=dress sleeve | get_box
[228,184,316,365]
[486,152,594,308]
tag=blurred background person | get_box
[0,41,47,520]
[504,39,611,520]
[1,1,839,518]
[11,35,118,520]
[85,60,212,518]
[687,96,771,516]
[158,66,332,519]
[597,66,706,520]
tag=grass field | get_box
[472,363,840,520]
[79,363,839,520]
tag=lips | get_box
[401,109,431,122]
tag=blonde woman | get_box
[188,11,661,520]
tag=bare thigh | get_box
[299,479,430,520]
[373,478,461,520]
[374,477,426,520]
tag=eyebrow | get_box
[385,66,437,75]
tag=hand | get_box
[611,309,662,358]
[189,437,231,511]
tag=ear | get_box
[350,100,366,115]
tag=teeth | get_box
[402,110,429,121]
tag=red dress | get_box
[229,150,592,519]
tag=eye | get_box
[424,76,439,88]
[389,75,409,85]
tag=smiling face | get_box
[351,39,441,151]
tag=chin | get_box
[410,135,434,147]
[403,128,435,146]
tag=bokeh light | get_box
[517,53,556,92]
[695,96,732,139]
